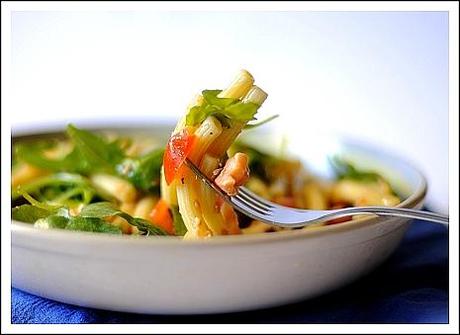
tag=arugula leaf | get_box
[65,216,122,234]
[244,114,279,129]
[32,207,121,233]
[116,148,164,193]
[14,126,164,202]
[14,125,125,175]
[202,90,235,108]
[186,105,208,126]
[14,142,86,172]
[13,194,70,227]
[223,101,258,122]
[67,124,125,172]
[79,201,121,218]
[35,215,70,230]
[12,205,52,223]
[33,211,121,234]
[330,156,381,182]
[13,195,122,234]
[51,186,95,205]
[126,217,169,236]
[34,125,160,192]
[185,90,261,127]
[171,206,187,236]
[20,191,63,211]
[12,173,99,205]
[79,202,169,236]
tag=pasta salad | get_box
[11,70,400,238]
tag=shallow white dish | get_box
[12,122,426,314]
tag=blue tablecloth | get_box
[12,218,448,324]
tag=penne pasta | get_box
[175,116,224,237]
[164,70,268,238]
[90,173,138,203]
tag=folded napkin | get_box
[12,218,448,324]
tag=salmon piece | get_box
[214,153,250,196]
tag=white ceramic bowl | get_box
[11,122,426,314]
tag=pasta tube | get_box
[161,70,268,238]
[90,173,138,203]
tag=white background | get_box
[10,10,448,213]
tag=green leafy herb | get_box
[20,191,63,211]
[79,202,169,236]
[127,217,169,236]
[14,125,125,175]
[185,90,260,127]
[12,172,99,205]
[51,186,95,204]
[14,125,166,205]
[244,114,279,129]
[330,156,381,182]
[34,213,121,234]
[202,90,235,108]
[13,193,67,226]
[14,142,84,172]
[64,216,122,234]
[116,148,164,194]
[79,201,121,218]
[67,124,125,173]
[13,196,166,235]
[171,206,187,236]
[35,215,71,230]
[12,205,52,223]
[223,101,259,121]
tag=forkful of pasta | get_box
[161,69,447,240]
[160,69,271,239]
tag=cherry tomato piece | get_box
[149,199,174,235]
[163,128,195,185]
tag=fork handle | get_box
[331,207,448,225]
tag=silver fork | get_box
[184,159,449,227]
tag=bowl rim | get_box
[11,122,427,246]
